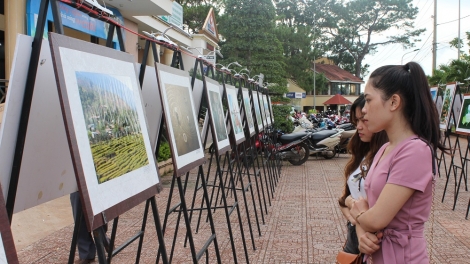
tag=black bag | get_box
[343,221,360,254]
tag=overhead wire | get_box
[410,30,433,61]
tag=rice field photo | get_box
[76,71,149,184]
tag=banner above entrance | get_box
[27,0,124,46]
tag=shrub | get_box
[157,141,172,162]
[272,105,294,133]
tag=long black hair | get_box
[368,62,444,153]
[338,95,388,207]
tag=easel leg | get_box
[93,228,107,264]
[150,197,169,264]
[68,208,81,264]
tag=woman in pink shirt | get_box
[349,62,443,263]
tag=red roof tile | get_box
[323,94,352,105]
[313,63,364,83]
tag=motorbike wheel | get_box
[323,147,337,159]
[288,142,310,165]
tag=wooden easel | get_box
[4,1,169,263]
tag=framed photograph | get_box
[206,78,230,152]
[225,84,245,143]
[430,86,438,103]
[439,83,457,130]
[456,94,470,134]
[154,63,205,176]
[262,94,272,126]
[252,91,264,132]
[0,186,19,264]
[268,95,274,124]
[258,93,267,125]
[49,33,160,230]
[242,88,256,136]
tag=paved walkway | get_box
[15,150,470,263]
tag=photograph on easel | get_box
[262,94,272,125]
[259,93,267,125]
[456,94,470,134]
[49,33,160,230]
[0,186,18,264]
[155,63,205,175]
[242,88,255,135]
[252,91,263,131]
[206,79,230,151]
[225,85,245,142]
[430,86,438,103]
[268,95,274,123]
[439,83,457,130]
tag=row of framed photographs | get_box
[47,33,274,231]
[434,83,470,134]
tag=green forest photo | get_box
[76,71,149,184]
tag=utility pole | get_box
[432,0,437,74]
[458,0,461,60]
[312,10,316,111]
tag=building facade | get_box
[287,62,364,114]
[1,0,220,104]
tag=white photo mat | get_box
[206,79,230,150]
[456,94,470,134]
[262,94,272,126]
[258,93,267,125]
[156,65,205,171]
[225,85,245,142]
[57,46,159,216]
[242,89,255,135]
[439,83,457,130]
[252,91,264,132]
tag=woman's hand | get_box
[339,206,357,225]
[358,231,382,255]
[350,197,369,219]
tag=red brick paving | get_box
[17,144,470,263]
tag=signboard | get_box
[202,54,216,65]
[285,92,306,99]
[159,1,183,29]
[26,0,124,49]
[201,8,219,42]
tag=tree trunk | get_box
[355,59,362,78]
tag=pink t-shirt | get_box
[364,135,434,264]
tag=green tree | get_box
[219,0,288,102]
[428,60,470,86]
[449,32,470,61]
[313,0,425,78]
[175,0,223,34]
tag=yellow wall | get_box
[5,0,26,79]
[287,79,359,113]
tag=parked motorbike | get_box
[335,123,356,154]
[305,129,344,159]
[260,131,311,165]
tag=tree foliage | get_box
[313,0,425,78]
[272,105,294,133]
[218,0,288,102]
[428,32,470,87]
[273,0,325,93]
[175,0,223,34]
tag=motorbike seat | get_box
[310,130,337,141]
[279,131,309,144]
[337,123,355,130]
